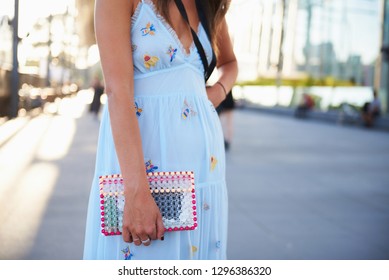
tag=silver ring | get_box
[141,238,150,244]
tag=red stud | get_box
[193,211,197,215]
[101,218,105,222]
[194,217,197,221]
[192,206,196,210]
[100,206,104,210]
[100,194,104,198]
[101,211,105,216]
[192,200,196,204]
[194,223,198,227]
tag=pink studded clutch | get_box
[99,171,198,236]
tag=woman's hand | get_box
[207,83,226,108]
[122,182,165,246]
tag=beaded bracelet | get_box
[216,81,228,98]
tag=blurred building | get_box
[227,0,379,87]
[377,0,389,113]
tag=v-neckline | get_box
[143,0,202,57]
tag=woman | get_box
[83,0,237,260]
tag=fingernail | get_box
[161,236,164,241]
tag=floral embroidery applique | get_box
[181,99,197,120]
[210,156,218,171]
[141,22,156,36]
[145,160,158,173]
[203,202,210,210]
[216,241,221,249]
[191,245,198,254]
[134,102,142,117]
[167,45,178,62]
[122,246,133,260]
[143,54,159,69]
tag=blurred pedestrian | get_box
[361,89,381,128]
[217,90,235,151]
[83,0,237,260]
[295,93,315,118]
[89,76,104,119]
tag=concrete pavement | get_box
[0,93,388,259]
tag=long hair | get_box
[155,0,230,50]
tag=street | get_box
[0,92,388,259]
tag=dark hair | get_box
[155,0,230,52]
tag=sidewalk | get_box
[241,101,389,132]
[0,96,388,259]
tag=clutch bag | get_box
[99,171,197,236]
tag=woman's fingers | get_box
[139,235,151,246]
[132,236,142,246]
[122,228,131,243]
[156,214,165,241]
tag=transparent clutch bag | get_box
[99,171,197,236]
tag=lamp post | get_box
[10,0,19,119]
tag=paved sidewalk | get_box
[0,97,388,259]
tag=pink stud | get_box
[101,211,105,216]
[174,227,178,231]
[185,226,189,230]
[101,229,105,234]
[100,200,104,204]
[192,200,196,204]
[101,223,105,228]
[192,189,195,193]
[100,194,104,198]
[192,195,195,199]
[100,206,104,210]
[192,206,196,210]
[180,227,184,230]
[101,218,105,222]
[194,217,197,221]
[193,211,197,215]
[194,223,198,227]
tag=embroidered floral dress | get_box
[83,0,227,260]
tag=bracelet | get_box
[216,81,227,97]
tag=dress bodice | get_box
[130,0,213,81]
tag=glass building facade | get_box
[378,0,389,113]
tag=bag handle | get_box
[174,0,216,82]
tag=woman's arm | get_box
[207,18,238,107]
[95,0,164,245]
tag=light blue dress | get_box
[83,0,228,260]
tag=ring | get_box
[141,238,150,244]
[133,238,140,242]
